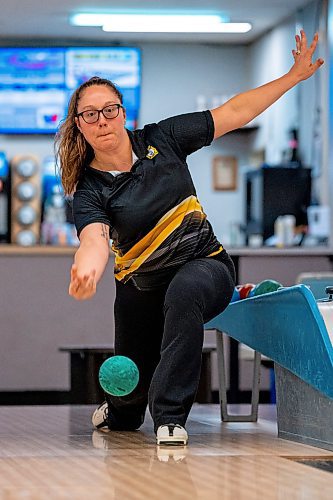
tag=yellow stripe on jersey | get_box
[113,195,204,281]
[207,245,223,257]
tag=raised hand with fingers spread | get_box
[291,30,324,81]
[211,29,324,138]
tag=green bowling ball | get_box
[99,356,139,396]
[252,279,282,296]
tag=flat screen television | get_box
[0,46,141,134]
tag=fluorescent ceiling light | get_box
[103,21,252,34]
[70,13,251,34]
[71,13,226,27]
[71,14,111,27]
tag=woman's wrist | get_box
[284,69,302,89]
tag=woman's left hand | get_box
[290,30,324,82]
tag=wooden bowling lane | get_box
[0,404,332,499]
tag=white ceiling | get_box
[0,0,313,45]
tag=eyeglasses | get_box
[76,104,124,124]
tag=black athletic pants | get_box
[105,254,235,433]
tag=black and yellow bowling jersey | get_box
[73,111,226,283]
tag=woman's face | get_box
[75,85,127,153]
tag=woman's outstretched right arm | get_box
[69,222,110,300]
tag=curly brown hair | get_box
[54,77,123,195]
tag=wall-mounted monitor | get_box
[0,46,141,134]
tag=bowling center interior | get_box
[1,0,333,498]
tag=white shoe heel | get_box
[156,424,188,446]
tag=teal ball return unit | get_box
[205,284,333,452]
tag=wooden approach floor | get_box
[0,404,332,499]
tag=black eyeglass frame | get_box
[76,104,124,124]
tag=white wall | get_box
[248,0,327,207]
[249,20,299,165]
[298,0,328,205]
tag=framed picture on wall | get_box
[212,156,238,191]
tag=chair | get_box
[205,285,333,451]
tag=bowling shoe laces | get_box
[156,424,188,446]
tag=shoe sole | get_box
[156,437,188,446]
[93,422,108,430]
